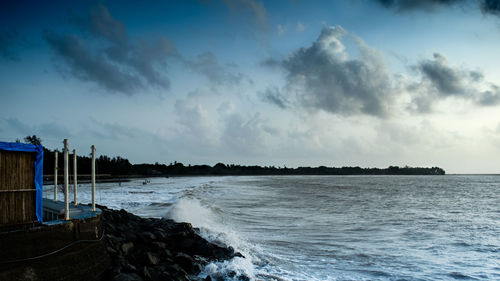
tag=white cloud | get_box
[264,25,396,117]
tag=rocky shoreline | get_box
[100,206,247,281]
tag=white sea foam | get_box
[166,196,258,280]
[49,175,500,280]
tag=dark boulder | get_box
[101,206,243,281]
[174,252,202,274]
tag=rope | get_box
[0,229,105,264]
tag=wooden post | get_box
[73,149,77,205]
[54,151,58,201]
[91,145,96,212]
[64,139,69,220]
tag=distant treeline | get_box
[18,136,445,176]
[132,162,445,176]
[42,148,445,176]
[43,149,133,176]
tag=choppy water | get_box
[46,175,500,280]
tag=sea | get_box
[47,175,500,280]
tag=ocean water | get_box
[46,175,500,280]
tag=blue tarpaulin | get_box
[0,142,44,222]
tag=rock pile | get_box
[100,206,245,281]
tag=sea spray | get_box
[166,197,258,280]
[167,198,218,231]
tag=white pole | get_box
[73,149,78,205]
[64,139,70,220]
[91,145,96,212]
[54,151,58,201]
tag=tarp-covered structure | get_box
[0,142,43,222]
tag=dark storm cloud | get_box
[44,31,143,94]
[409,52,500,111]
[408,52,473,113]
[480,0,500,15]
[46,4,243,94]
[374,0,500,17]
[44,4,177,95]
[418,53,467,96]
[266,25,500,116]
[264,26,394,117]
[188,52,244,85]
[83,4,127,45]
[478,85,500,106]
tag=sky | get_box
[1,0,500,174]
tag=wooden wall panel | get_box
[0,150,37,226]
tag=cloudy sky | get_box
[1,0,500,173]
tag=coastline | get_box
[100,205,246,281]
[43,171,449,186]
[43,175,143,185]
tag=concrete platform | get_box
[42,198,102,223]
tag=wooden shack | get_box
[0,142,44,228]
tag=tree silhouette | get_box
[24,135,42,145]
